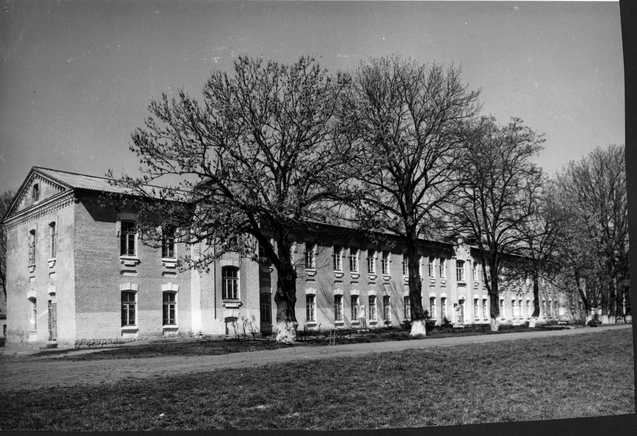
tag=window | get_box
[402,256,408,276]
[351,295,360,320]
[162,292,177,326]
[121,291,136,327]
[404,296,411,320]
[333,246,343,271]
[543,300,548,317]
[474,263,480,282]
[260,294,272,323]
[28,229,36,265]
[456,260,465,282]
[367,250,376,274]
[440,297,447,319]
[428,257,436,278]
[474,299,479,320]
[162,226,176,259]
[512,299,519,318]
[306,294,316,322]
[32,184,40,202]
[349,248,359,272]
[526,300,530,318]
[554,301,559,318]
[381,251,390,275]
[369,296,377,320]
[334,295,343,321]
[120,220,136,256]
[383,295,391,321]
[439,259,446,279]
[500,299,505,319]
[222,267,239,299]
[483,299,488,319]
[305,243,316,269]
[49,222,57,258]
[29,298,37,329]
[430,297,437,319]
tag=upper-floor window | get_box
[381,251,390,275]
[349,248,359,273]
[367,250,376,274]
[32,184,40,202]
[120,220,136,256]
[305,243,316,269]
[456,260,465,282]
[222,267,239,300]
[428,257,436,278]
[161,226,176,259]
[49,222,57,258]
[439,259,446,279]
[333,245,343,271]
[402,255,408,276]
[28,229,36,265]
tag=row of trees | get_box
[33,54,625,343]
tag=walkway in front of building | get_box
[1,324,632,392]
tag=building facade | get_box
[2,167,573,348]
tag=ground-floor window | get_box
[29,297,37,330]
[441,297,447,320]
[162,292,176,326]
[430,297,436,320]
[260,294,272,323]
[306,294,316,322]
[383,295,391,322]
[334,295,343,322]
[404,296,411,321]
[121,291,136,327]
[512,299,518,318]
[369,296,377,320]
[483,299,488,319]
[351,295,359,320]
[474,299,479,320]
[499,299,505,319]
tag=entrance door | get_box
[48,301,57,341]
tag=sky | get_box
[0,0,625,194]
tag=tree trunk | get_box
[489,278,500,332]
[575,270,591,323]
[406,232,426,337]
[273,240,298,343]
[529,273,541,328]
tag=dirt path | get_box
[1,325,631,392]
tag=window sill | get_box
[305,268,317,276]
[367,274,377,281]
[382,274,391,281]
[429,278,436,283]
[223,300,242,309]
[121,327,138,337]
[28,264,36,273]
[335,321,345,327]
[48,258,56,269]
[333,271,344,279]
[162,258,177,268]
[120,256,140,267]
[457,280,466,286]
[350,273,360,280]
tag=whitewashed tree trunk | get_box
[490,317,500,331]
[275,321,298,344]
[410,319,427,337]
[529,316,538,328]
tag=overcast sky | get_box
[0,0,624,193]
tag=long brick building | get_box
[2,167,572,348]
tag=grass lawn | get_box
[29,323,568,360]
[1,329,633,431]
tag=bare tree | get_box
[110,56,352,343]
[454,116,544,331]
[556,144,629,323]
[341,56,481,336]
[0,189,16,309]
[515,180,568,327]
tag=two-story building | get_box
[1,167,571,348]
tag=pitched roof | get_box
[34,167,135,195]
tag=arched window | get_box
[222,267,239,300]
[32,184,40,202]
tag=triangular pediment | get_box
[2,167,72,222]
